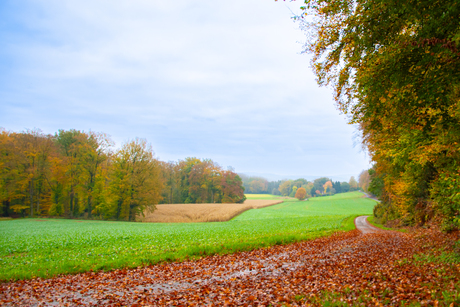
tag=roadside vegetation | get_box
[297,0,460,231]
[0,192,375,281]
[366,215,408,232]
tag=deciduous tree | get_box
[107,138,163,221]
[323,181,333,195]
[295,187,307,200]
[278,180,292,196]
[294,0,460,227]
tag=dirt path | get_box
[2,217,453,306]
[354,215,382,234]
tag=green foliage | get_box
[103,139,162,221]
[298,0,460,228]
[289,185,298,197]
[160,158,246,204]
[0,192,375,281]
[368,166,384,198]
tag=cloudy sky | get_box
[0,0,371,181]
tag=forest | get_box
[240,174,364,198]
[298,0,460,230]
[0,128,245,220]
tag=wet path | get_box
[354,215,382,234]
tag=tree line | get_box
[297,0,460,229]
[240,175,360,198]
[0,128,245,220]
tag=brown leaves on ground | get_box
[1,228,459,306]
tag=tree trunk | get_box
[29,179,34,217]
[69,186,74,218]
[87,195,92,218]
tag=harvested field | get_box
[138,199,283,223]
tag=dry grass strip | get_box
[138,199,283,223]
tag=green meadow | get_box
[244,194,287,200]
[0,192,376,281]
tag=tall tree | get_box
[107,138,163,221]
[349,177,358,192]
[295,0,460,227]
[55,129,86,217]
[220,171,246,203]
[109,139,163,221]
[359,170,371,193]
[278,180,293,196]
[323,181,333,195]
[77,132,113,218]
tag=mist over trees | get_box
[0,128,245,220]
[240,175,359,198]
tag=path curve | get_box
[355,215,382,234]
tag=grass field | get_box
[244,194,289,200]
[0,192,377,281]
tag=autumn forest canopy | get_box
[295,0,460,230]
[0,128,246,220]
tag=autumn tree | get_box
[55,129,86,217]
[303,182,314,198]
[189,159,221,203]
[79,132,113,218]
[359,170,371,193]
[313,177,330,194]
[323,181,333,195]
[0,129,16,216]
[106,138,163,221]
[220,171,246,203]
[349,177,358,192]
[160,161,179,204]
[248,177,269,194]
[295,187,307,200]
[295,0,460,228]
[278,180,292,196]
[159,158,246,204]
[0,127,248,218]
[2,130,55,217]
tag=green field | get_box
[244,194,287,199]
[0,192,376,281]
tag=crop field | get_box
[139,199,283,223]
[0,192,376,281]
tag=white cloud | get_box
[0,0,371,179]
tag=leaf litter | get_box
[1,227,459,306]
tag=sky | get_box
[0,0,371,182]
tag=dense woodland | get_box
[240,175,361,197]
[0,128,245,220]
[299,0,460,229]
